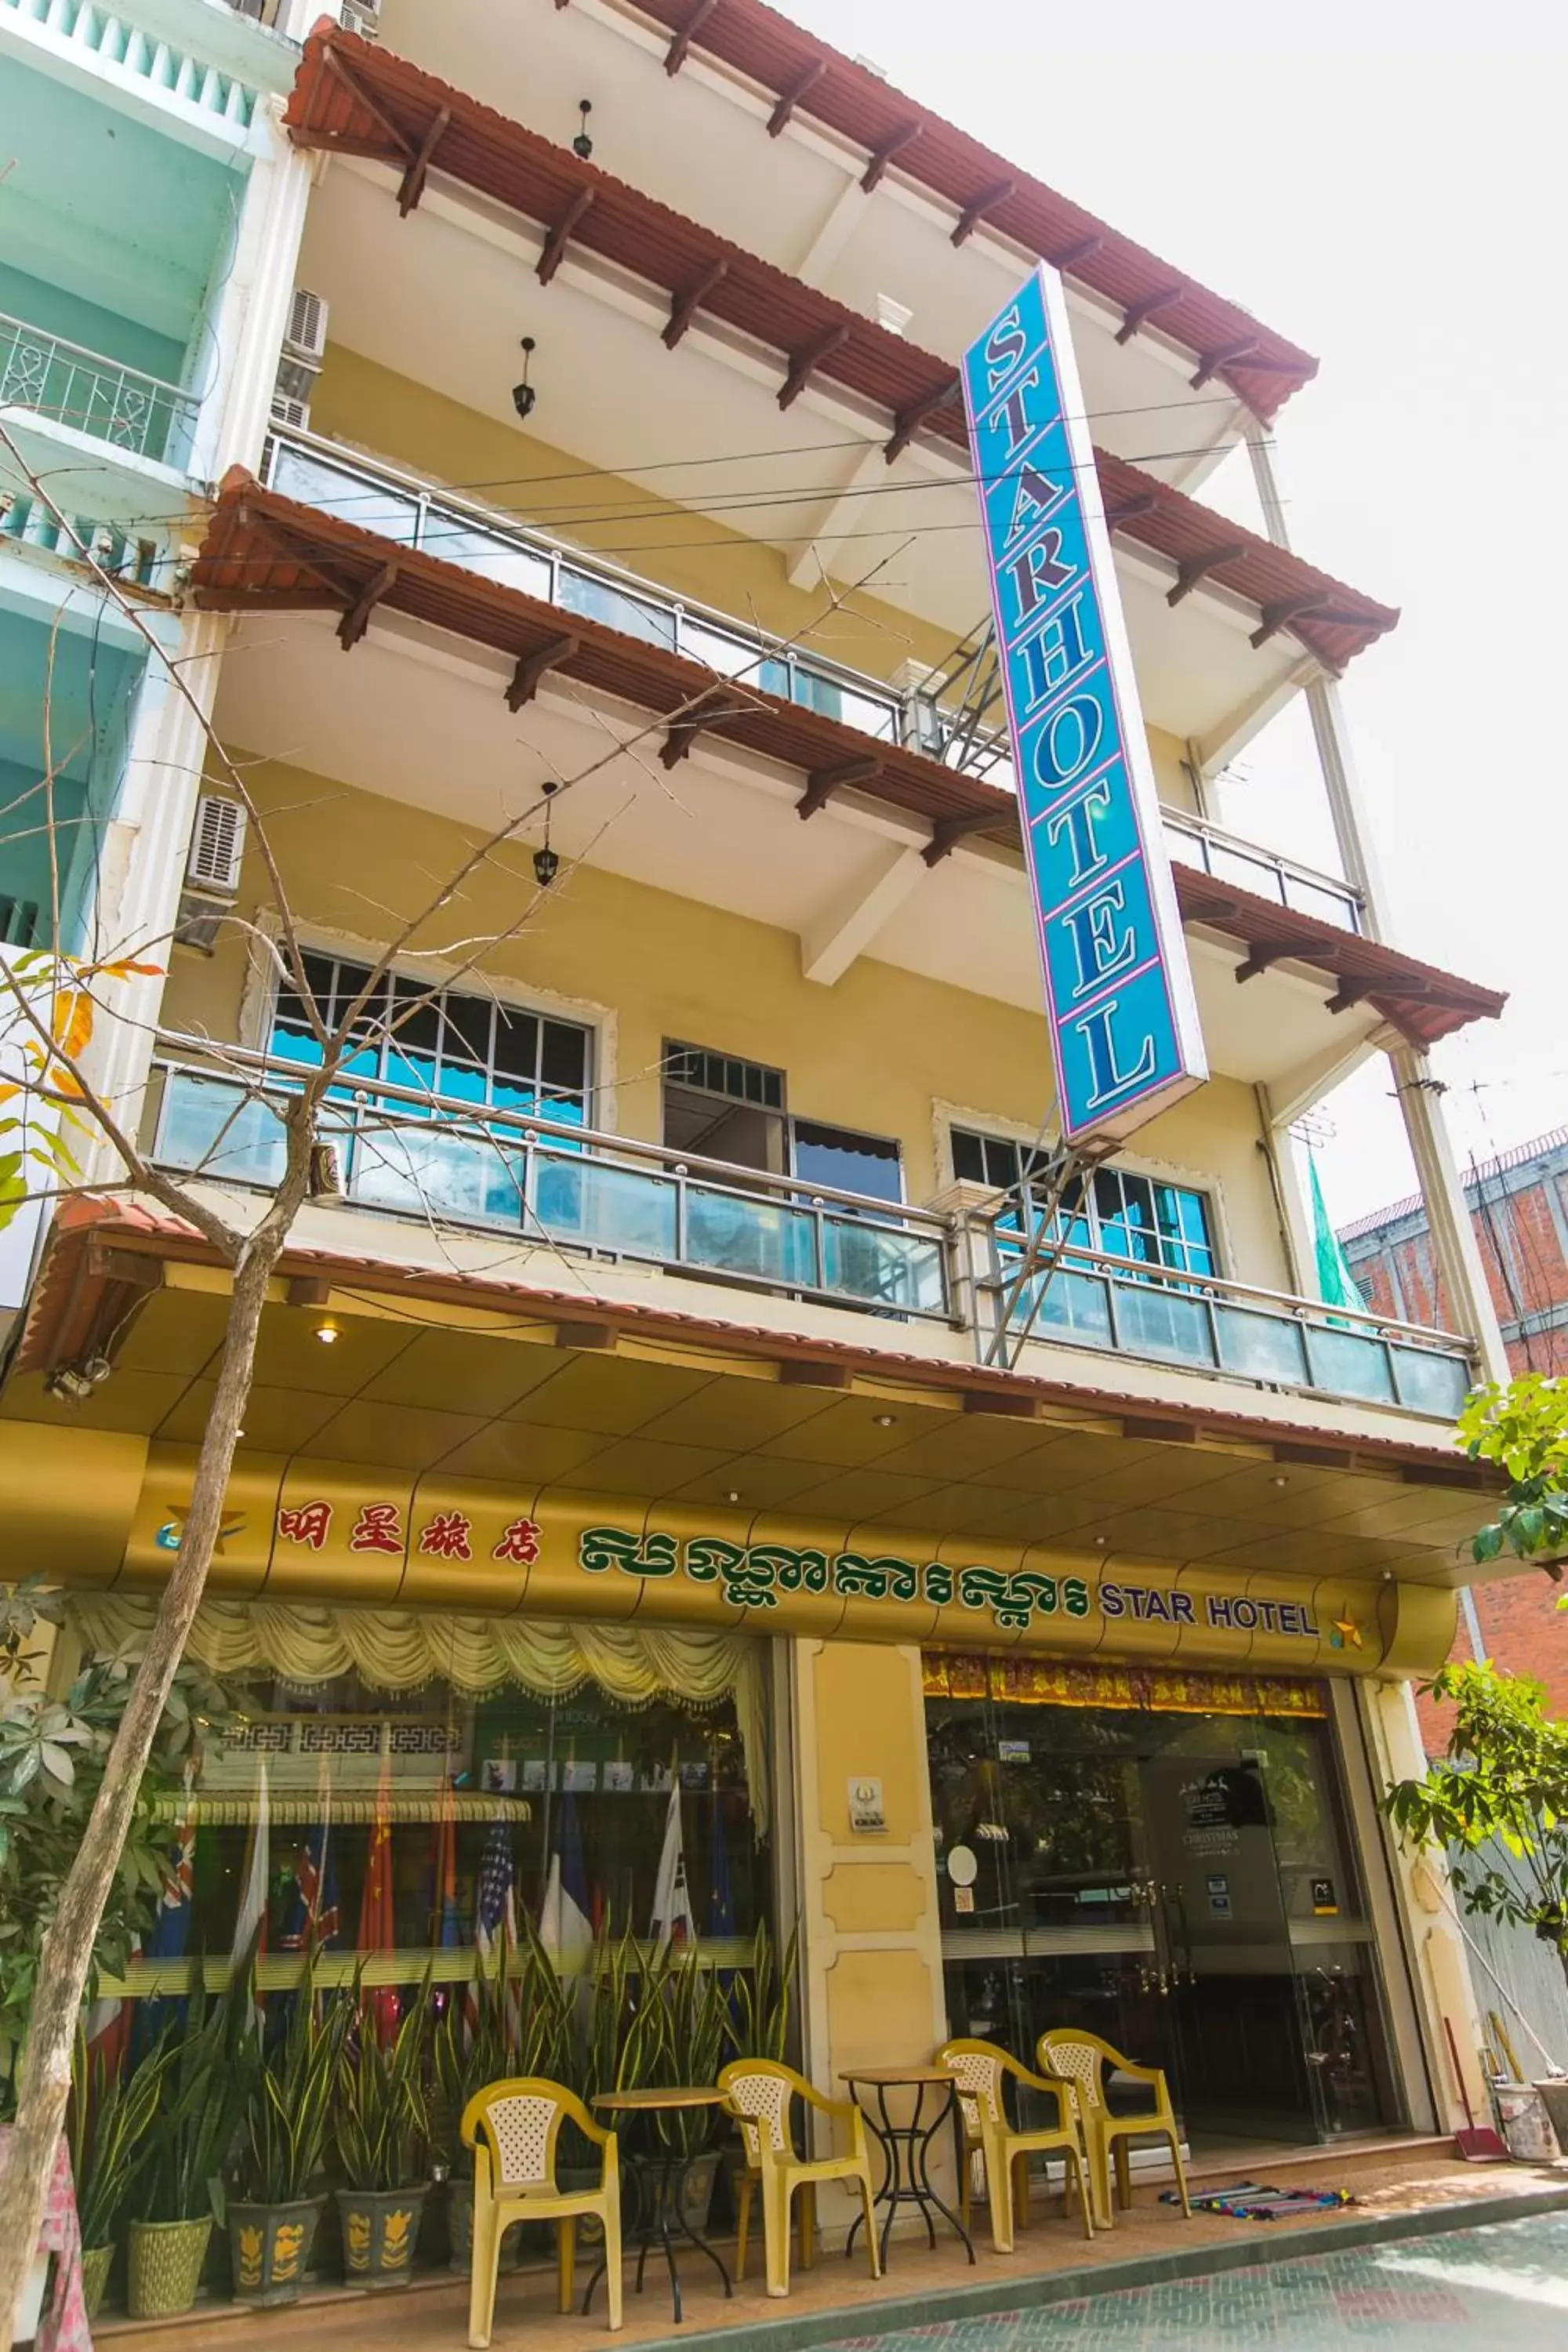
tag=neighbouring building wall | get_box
[1342,1131,1568,1746]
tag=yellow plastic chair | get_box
[1036,2029,1191,2225]
[937,2038,1095,2253]
[460,2077,622,2345]
[718,2058,881,2299]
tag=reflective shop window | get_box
[178,1671,772,1970]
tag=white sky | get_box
[780,0,1567,1224]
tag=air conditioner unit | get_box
[270,390,311,431]
[187,793,248,895]
[284,288,329,372]
[339,0,381,39]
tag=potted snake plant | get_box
[434,1947,513,2273]
[227,1967,351,2306]
[68,2027,176,2318]
[126,1976,256,2319]
[333,1973,435,2288]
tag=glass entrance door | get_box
[1141,1744,1314,2143]
[926,1674,1401,2152]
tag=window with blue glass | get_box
[270,952,591,1123]
[950,1128,1218,1279]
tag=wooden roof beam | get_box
[1191,338,1258,391]
[1167,545,1248,608]
[663,260,728,350]
[1250,596,1324,650]
[1327,979,1371,1014]
[1234,944,1285,983]
[862,124,921,194]
[1116,282,1187,344]
[665,0,720,74]
[952,178,1015,248]
[884,374,961,463]
[336,561,397,651]
[506,633,579,712]
[1052,235,1104,273]
[768,60,827,136]
[397,103,451,216]
[923,814,987,867]
[537,187,594,286]
[779,325,851,409]
[321,42,416,161]
[659,688,733,769]
[797,756,882,818]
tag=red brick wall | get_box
[1347,1157,1568,1750]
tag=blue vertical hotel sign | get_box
[963,268,1207,1144]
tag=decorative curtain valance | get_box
[71,1597,771,1837]
[924,1649,1327,1721]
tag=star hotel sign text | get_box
[963,268,1207,1143]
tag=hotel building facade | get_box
[0,0,1529,2178]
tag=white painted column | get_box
[1247,433,1507,1377]
[188,93,314,486]
[82,608,231,1171]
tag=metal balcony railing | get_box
[0,311,198,468]
[146,1042,952,1322]
[146,1035,1476,1419]
[971,1218,1472,1418]
[1162,810,1364,935]
[261,429,906,746]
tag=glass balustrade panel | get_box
[1214,1304,1312,1387]
[158,1074,288,1185]
[532,1151,678,1260]
[1391,1345,1473,1417]
[1004,1260,1115,1348]
[426,508,554,598]
[685,1185,817,1287]
[1304,1324,1397,1405]
[349,1116,527,1229]
[558,567,677,651]
[1110,1278,1216,1366]
[821,1214,946,1312]
[269,443,422,544]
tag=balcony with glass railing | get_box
[1161,809,1364,935]
[261,429,907,744]
[145,1036,1476,1420]
[0,311,198,470]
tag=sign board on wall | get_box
[962,268,1207,1144]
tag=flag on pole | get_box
[539,1786,593,1973]
[708,1785,735,1940]
[474,1813,521,2042]
[650,1777,696,1954]
[358,1743,400,2044]
[279,1822,341,1951]
[131,1791,198,2060]
[431,1775,463,1949]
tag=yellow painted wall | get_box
[159,755,1292,1288]
[308,347,1199,804]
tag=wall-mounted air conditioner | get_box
[339,0,381,39]
[176,793,248,953]
[272,287,329,426]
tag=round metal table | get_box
[841,2066,975,2267]
[584,2086,733,2325]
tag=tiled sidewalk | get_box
[100,2156,1568,2352]
[841,2208,1568,2347]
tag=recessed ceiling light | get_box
[725,1490,741,1504]
[1271,1473,1289,1489]
[873,1413,897,1428]
[315,1322,339,1345]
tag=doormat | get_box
[1162,2182,1356,2221]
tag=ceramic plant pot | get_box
[227,2195,328,2307]
[336,2185,429,2288]
[79,2245,113,2322]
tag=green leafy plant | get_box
[726,1920,798,2064]
[237,1967,353,2205]
[136,1962,260,2227]
[1386,1660,1568,1986]
[0,1582,230,2111]
[1458,1377,1568,1576]
[336,1973,434,2194]
[68,2027,176,2252]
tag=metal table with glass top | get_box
[584,2087,732,2324]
